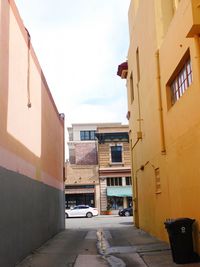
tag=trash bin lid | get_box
[164,218,195,228]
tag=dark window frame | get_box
[107,177,122,186]
[167,50,192,108]
[110,145,122,163]
[80,130,96,140]
[170,58,192,105]
[125,177,132,186]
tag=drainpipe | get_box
[25,28,31,108]
[155,50,166,154]
[194,35,200,84]
[130,82,143,150]
[133,167,140,228]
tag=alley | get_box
[16,215,200,267]
[16,228,106,267]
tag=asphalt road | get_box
[65,214,134,229]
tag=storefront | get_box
[65,185,95,208]
[107,186,132,210]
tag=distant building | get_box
[95,125,132,213]
[119,0,200,249]
[0,1,65,266]
[65,123,108,212]
[65,123,132,214]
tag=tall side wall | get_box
[0,1,65,266]
[127,0,200,252]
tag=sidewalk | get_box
[105,226,200,267]
[16,223,200,267]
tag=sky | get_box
[15,0,130,127]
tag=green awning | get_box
[107,186,133,197]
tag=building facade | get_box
[65,123,132,214]
[95,125,132,213]
[65,123,101,211]
[121,0,200,252]
[0,1,65,266]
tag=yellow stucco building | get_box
[120,0,200,252]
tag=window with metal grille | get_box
[170,58,192,105]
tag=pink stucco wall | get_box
[0,0,64,190]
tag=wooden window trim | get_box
[167,49,192,108]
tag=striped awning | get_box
[107,186,132,197]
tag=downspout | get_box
[133,168,140,228]
[59,113,65,227]
[194,35,200,84]
[25,28,31,108]
[130,137,140,228]
[95,138,101,214]
[130,81,143,149]
[155,50,166,154]
[130,105,142,227]
[130,80,143,227]
[59,113,65,182]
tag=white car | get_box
[65,205,98,218]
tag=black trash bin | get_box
[164,218,199,264]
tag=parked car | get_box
[118,207,133,217]
[65,205,98,218]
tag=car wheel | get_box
[86,212,93,218]
[65,213,69,218]
[124,211,130,217]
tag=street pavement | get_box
[16,215,200,267]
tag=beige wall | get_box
[97,125,130,168]
[0,0,64,190]
[65,163,98,185]
[65,163,100,211]
[97,125,131,212]
[98,142,131,168]
[127,0,200,250]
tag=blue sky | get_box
[15,0,130,127]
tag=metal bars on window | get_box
[170,58,192,105]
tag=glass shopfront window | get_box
[107,196,123,210]
[65,193,94,209]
